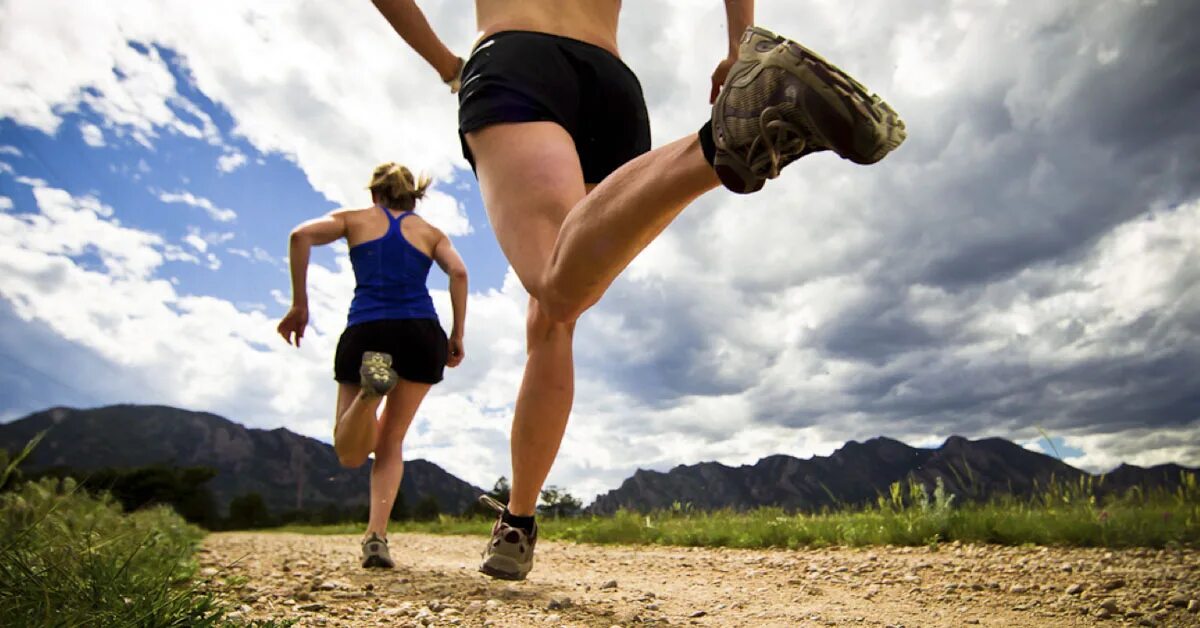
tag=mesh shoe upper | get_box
[477,495,537,581]
[711,26,907,193]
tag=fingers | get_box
[277,321,293,346]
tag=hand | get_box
[444,56,464,94]
[710,55,737,104]
[446,335,464,367]
[277,305,309,347]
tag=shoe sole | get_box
[713,27,906,193]
[361,555,394,569]
[479,563,526,581]
[360,351,397,396]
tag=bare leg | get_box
[507,297,575,514]
[467,122,585,516]
[366,379,432,537]
[334,383,383,468]
[542,135,719,321]
[467,123,718,514]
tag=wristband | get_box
[446,56,464,94]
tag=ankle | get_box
[501,508,536,535]
[698,119,717,167]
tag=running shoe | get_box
[712,26,907,193]
[361,532,395,569]
[477,495,537,581]
[359,351,398,397]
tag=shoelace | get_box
[754,107,808,179]
[479,494,505,513]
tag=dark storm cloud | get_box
[902,0,1200,288]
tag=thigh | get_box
[335,382,359,428]
[377,379,432,445]
[465,121,587,296]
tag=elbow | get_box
[449,267,468,282]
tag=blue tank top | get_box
[346,207,438,327]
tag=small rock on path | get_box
[200,533,1198,627]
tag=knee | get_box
[533,282,588,326]
[527,298,577,348]
[337,451,369,469]
[374,438,403,463]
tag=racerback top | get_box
[346,206,438,326]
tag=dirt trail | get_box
[200,532,1199,627]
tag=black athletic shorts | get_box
[333,319,448,385]
[458,30,652,184]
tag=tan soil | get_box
[200,532,1199,628]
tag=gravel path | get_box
[200,532,1199,627]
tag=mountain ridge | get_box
[589,434,1196,514]
[0,404,485,516]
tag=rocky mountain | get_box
[589,435,1195,514]
[0,405,484,516]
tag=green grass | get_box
[1,443,289,627]
[275,475,1200,550]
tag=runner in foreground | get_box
[372,0,906,580]
[277,162,468,568]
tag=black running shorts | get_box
[333,319,448,385]
[458,30,652,184]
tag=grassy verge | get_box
[274,476,1199,550]
[0,439,288,627]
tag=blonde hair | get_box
[368,162,431,212]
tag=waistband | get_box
[469,30,635,76]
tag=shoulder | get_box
[331,206,372,220]
[407,213,448,243]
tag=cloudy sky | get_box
[1,0,1197,503]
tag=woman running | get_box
[277,162,468,568]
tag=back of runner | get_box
[372,0,906,580]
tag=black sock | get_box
[698,120,717,166]
[501,508,536,534]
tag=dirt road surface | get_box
[200,532,1199,627]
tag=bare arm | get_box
[710,0,756,103]
[723,0,755,56]
[432,234,468,366]
[371,0,462,84]
[277,213,346,346]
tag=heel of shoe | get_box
[712,152,765,195]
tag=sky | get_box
[1,0,1197,504]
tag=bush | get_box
[0,434,288,627]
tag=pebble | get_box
[198,567,219,578]
[298,603,325,612]
[1167,595,1189,608]
[547,597,572,610]
[1188,600,1199,613]
[600,579,618,590]
[690,610,707,618]
[1102,578,1126,591]
[1010,585,1029,594]
[1100,599,1119,613]
[1066,583,1084,595]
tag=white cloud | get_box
[183,233,207,252]
[216,151,247,173]
[2,0,1198,503]
[79,122,105,147]
[157,190,237,223]
[416,188,472,236]
[0,196,12,211]
[0,145,22,157]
